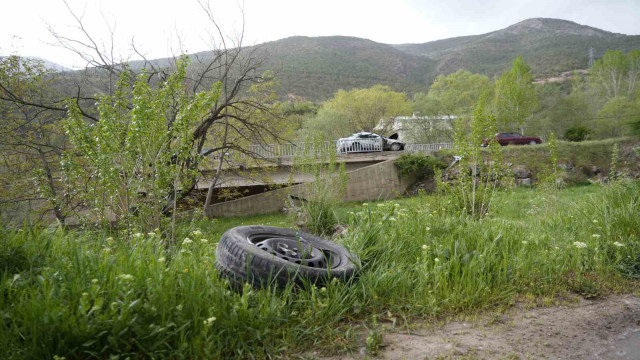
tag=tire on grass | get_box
[215,226,359,289]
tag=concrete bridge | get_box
[199,142,452,189]
[202,142,452,218]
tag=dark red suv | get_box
[482,132,543,147]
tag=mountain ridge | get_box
[37,18,640,100]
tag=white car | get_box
[336,132,405,154]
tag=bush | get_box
[564,125,591,142]
[395,153,446,180]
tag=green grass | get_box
[2,182,639,358]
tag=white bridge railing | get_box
[240,141,453,160]
[404,143,453,152]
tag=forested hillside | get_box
[251,18,640,100]
[53,18,640,101]
[395,18,640,77]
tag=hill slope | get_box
[394,18,640,77]
[99,18,640,101]
[252,36,437,100]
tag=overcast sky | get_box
[1,0,639,68]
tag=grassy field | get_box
[1,182,639,358]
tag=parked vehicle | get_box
[482,132,543,147]
[336,132,405,153]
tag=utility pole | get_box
[589,47,595,68]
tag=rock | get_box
[513,166,532,179]
[447,167,460,180]
[559,162,574,170]
[332,224,349,238]
[591,165,601,175]
[516,178,533,186]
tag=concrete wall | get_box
[205,159,411,218]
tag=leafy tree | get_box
[419,70,492,117]
[589,50,640,100]
[528,78,596,138]
[447,104,509,218]
[410,70,492,142]
[0,56,70,223]
[320,85,410,135]
[590,50,629,99]
[595,96,640,138]
[494,56,538,134]
[299,106,346,141]
[63,59,220,234]
[1,4,287,225]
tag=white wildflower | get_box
[434,258,440,262]
[591,234,601,238]
[201,239,209,243]
[158,257,166,263]
[182,238,193,245]
[613,242,624,247]
[522,241,528,245]
[203,316,216,326]
[191,229,203,237]
[422,244,428,250]
[573,241,587,249]
[132,233,143,239]
[117,274,134,281]
[425,227,431,231]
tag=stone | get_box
[559,162,574,170]
[513,166,532,179]
[517,178,533,186]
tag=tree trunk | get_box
[37,149,65,225]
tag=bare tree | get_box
[0,1,285,224]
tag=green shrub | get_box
[395,153,446,180]
[564,125,592,142]
[291,135,347,235]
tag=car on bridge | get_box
[336,132,405,154]
[481,132,543,147]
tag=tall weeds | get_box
[290,135,347,235]
[1,184,638,358]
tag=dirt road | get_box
[324,294,640,359]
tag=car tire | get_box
[390,143,402,151]
[528,141,537,145]
[215,226,359,289]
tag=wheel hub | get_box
[249,234,339,268]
